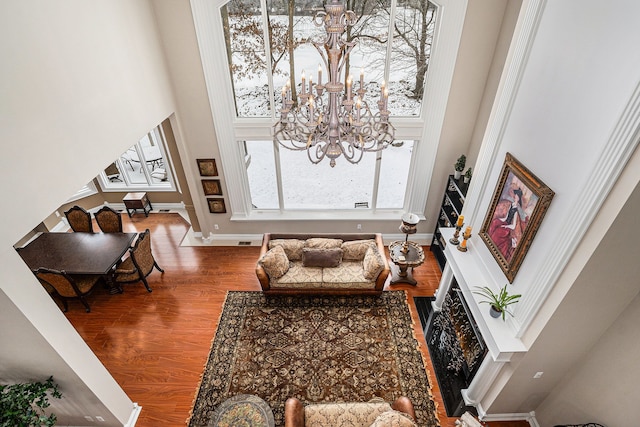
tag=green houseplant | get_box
[473,284,521,320]
[464,167,473,183]
[0,376,62,427]
[454,154,466,179]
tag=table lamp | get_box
[400,213,420,253]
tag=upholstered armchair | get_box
[114,229,163,292]
[34,267,101,313]
[64,205,93,232]
[95,205,123,233]
[284,396,418,427]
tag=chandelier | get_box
[273,0,396,167]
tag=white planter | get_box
[454,170,462,179]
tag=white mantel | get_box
[433,227,528,409]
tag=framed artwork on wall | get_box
[197,159,218,176]
[207,198,226,214]
[479,153,555,283]
[201,179,222,196]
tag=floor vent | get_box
[159,209,170,212]
[238,241,252,246]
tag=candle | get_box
[465,226,472,236]
[355,96,361,121]
[309,76,313,94]
[346,75,352,100]
[301,70,306,95]
[308,96,315,117]
[383,88,389,110]
[360,68,364,90]
[456,215,464,227]
[318,64,322,86]
[380,80,386,102]
[281,87,286,105]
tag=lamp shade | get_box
[400,213,420,235]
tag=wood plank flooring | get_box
[63,212,528,427]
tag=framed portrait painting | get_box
[201,179,222,196]
[207,198,226,214]
[197,159,218,176]
[479,153,554,283]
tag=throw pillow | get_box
[369,410,418,427]
[305,238,343,249]
[302,248,343,268]
[258,245,290,279]
[363,245,385,280]
[269,239,305,261]
[342,239,376,260]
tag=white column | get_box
[461,354,507,406]
[432,263,454,312]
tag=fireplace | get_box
[425,280,487,416]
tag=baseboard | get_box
[124,403,142,427]
[477,406,538,426]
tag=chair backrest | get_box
[95,205,123,233]
[34,268,80,298]
[130,229,154,277]
[64,205,93,232]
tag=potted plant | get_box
[464,167,473,184]
[0,376,62,427]
[473,284,521,320]
[454,154,466,179]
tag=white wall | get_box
[0,1,176,425]
[458,0,640,420]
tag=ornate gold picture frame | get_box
[479,153,555,283]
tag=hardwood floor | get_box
[63,212,528,427]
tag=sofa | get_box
[256,233,390,294]
[284,396,418,427]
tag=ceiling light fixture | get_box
[273,0,396,167]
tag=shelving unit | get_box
[430,175,469,270]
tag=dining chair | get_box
[114,229,164,292]
[34,268,101,313]
[94,205,123,233]
[64,205,93,232]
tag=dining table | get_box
[18,232,138,294]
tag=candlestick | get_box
[449,222,463,245]
[457,231,472,252]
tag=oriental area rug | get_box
[188,291,439,427]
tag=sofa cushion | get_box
[322,261,371,287]
[272,262,323,286]
[269,239,305,261]
[363,246,385,280]
[302,247,343,268]
[369,410,418,427]
[304,400,393,426]
[341,239,376,261]
[305,237,343,249]
[258,245,290,279]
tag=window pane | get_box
[389,0,437,116]
[280,149,376,209]
[376,140,414,208]
[222,0,270,117]
[246,141,279,209]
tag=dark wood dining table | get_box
[18,232,137,294]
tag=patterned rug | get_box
[188,291,439,426]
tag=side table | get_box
[123,192,152,217]
[389,240,425,286]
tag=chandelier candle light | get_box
[273,0,396,167]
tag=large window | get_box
[219,0,436,212]
[97,124,175,192]
[192,0,466,219]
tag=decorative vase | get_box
[489,305,502,318]
[454,170,462,179]
[463,176,470,184]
